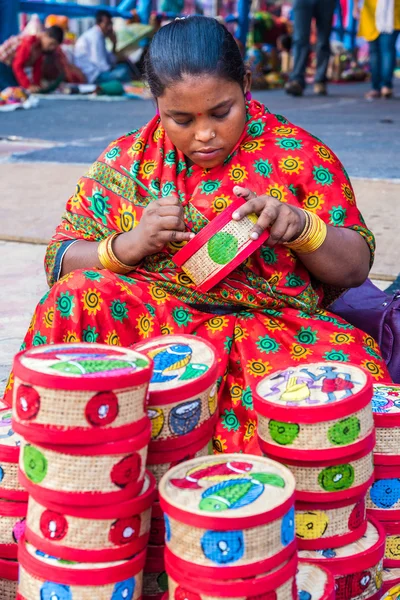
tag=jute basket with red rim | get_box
[297,560,336,600]
[0,557,18,600]
[371,384,400,465]
[295,494,367,550]
[12,343,152,445]
[382,575,400,597]
[382,521,400,568]
[0,407,27,501]
[173,197,270,293]
[25,471,156,562]
[165,550,298,599]
[299,518,385,600]
[159,454,296,579]
[367,464,400,521]
[265,436,375,503]
[17,537,145,600]
[150,502,165,546]
[18,424,150,506]
[0,499,27,558]
[134,335,218,449]
[255,362,373,461]
[143,545,168,600]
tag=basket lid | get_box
[134,335,218,403]
[255,362,371,422]
[372,384,400,427]
[0,407,21,461]
[298,518,385,575]
[13,343,152,391]
[159,453,295,529]
[297,561,335,600]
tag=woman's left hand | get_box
[232,185,306,247]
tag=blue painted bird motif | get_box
[148,344,193,383]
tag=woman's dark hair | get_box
[96,9,113,24]
[145,16,246,97]
[45,25,64,45]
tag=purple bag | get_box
[330,279,400,383]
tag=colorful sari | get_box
[4,100,390,454]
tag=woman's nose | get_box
[194,127,215,144]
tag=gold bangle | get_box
[284,209,327,254]
[98,233,136,274]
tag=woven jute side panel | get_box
[147,442,210,485]
[258,405,373,451]
[14,377,147,429]
[27,496,151,550]
[0,578,17,600]
[383,567,400,585]
[166,513,289,568]
[143,571,168,596]
[18,565,143,600]
[386,535,400,562]
[375,428,400,456]
[286,452,373,494]
[296,563,329,598]
[332,560,383,600]
[296,497,366,542]
[0,462,24,492]
[148,385,215,443]
[19,439,148,493]
[0,514,24,545]
[182,216,257,286]
[167,575,295,600]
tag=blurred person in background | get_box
[285,0,336,96]
[354,0,400,98]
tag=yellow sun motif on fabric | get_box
[329,332,355,345]
[58,272,74,285]
[149,284,170,305]
[285,248,296,262]
[313,144,335,163]
[115,203,138,232]
[263,318,287,332]
[175,272,195,287]
[136,313,154,338]
[363,334,379,350]
[205,316,230,334]
[139,160,158,180]
[273,126,298,137]
[234,324,249,342]
[279,156,305,175]
[69,181,85,211]
[63,331,80,343]
[43,308,54,329]
[116,281,134,296]
[229,164,248,183]
[160,323,174,335]
[290,344,313,361]
[105,330,120,345]
[247,358,272,377]
[341,183,355,204]
[212,194,232,213]
[303,191,325,212]
[243,418,257,441]
[153,126,165,143]
[128,138,145,158]
[266,183,287,202]
[28,313,37,333]
[82,289,103,316]
[240,139,265,153]
[268,271,283,286]
[213,434,228,454]
[361,359,385,380]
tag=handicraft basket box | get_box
[299,518,386,600]
[371,384,400,464]
[134,335,218,449]
[25,471,156,562]
[0,557,18,600]
[296,561,336,600]
[0,407,27,501]
[159,454,296,579]
[382,568,400,595]
[12,343,152,445]
[382,580,400,598]
[0,498,27,558]
[173,197,269,293]
[255,362,374,461]
[367,464,400,521]
[143,545,168,600]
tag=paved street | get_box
[0,81,399,395]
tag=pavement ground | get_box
[0,81,399,395]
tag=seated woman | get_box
[4,16,390,454]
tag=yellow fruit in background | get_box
[148,407,164,440]
[295,510,329,539]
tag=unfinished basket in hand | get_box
[12,343,152,445]
[0,407,27,501]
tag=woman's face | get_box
[157,74,250,169]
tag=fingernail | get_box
[232,212,240,220]
[189,233,195,239]
[251,232,259,240]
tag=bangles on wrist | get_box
[98,232,137,274]
[284,209,327,254]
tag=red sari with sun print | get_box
[3,100,390,454]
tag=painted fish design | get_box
[49,359,141,377]
[148,344,193,383]
[199,478,266,511]
[171,460,267,490]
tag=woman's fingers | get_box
[160,230,193,242]
[233,185,256,201]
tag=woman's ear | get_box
[243,69,252,94]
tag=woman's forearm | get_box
[296,226,371,288]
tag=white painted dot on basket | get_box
[123,527,135,538]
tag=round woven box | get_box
[143,545,168,600]
[371,384,400,465]
[173,197,270,293]
[255,362,373,461]
[295,494,367,549]
[299,518,385,600]
[17,537,145,600]
[12,343,152,445]
[383,522,400,568]
[0,499,27,558]
[159,454,296,579]
[367,464,400,521]
[165,550,298,599]
[18,424,150,506]
[25,470,156,562]
[0,557,18,600]
[382,568,400,595]
[147,434,211,489]
[297,561,335,600]
[0,407,27,501]
[276,437,375,503]
[134,335,218,449]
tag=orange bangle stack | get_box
[98,233,136,274]
[284,209,327,254]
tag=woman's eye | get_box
[214,110,230,120]
[174,119,192,126]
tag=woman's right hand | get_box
[115,196,194,265]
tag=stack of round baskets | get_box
[0,404,26,599]
[11,342,155,600]
[134,334,219,600]
[254,361,384,598]
[159,453,302,599]
[367,383,400,594]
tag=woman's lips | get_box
[193,148,223,160]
